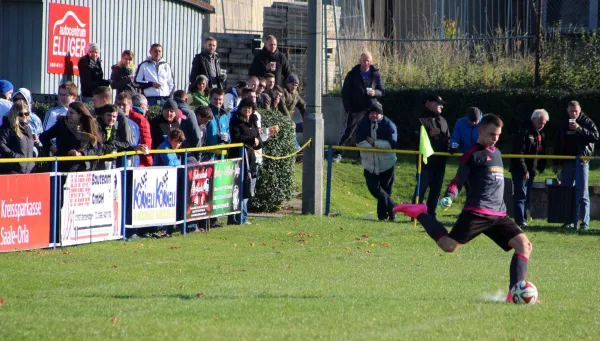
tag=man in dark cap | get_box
[150,98,181,150]
[411,95,451,218]
[355,103,398,221]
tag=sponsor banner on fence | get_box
[47,3,91,75]
[131,168,177,227]
[60,170,122,246]
[0,174,51,253]
[186,159,242,221]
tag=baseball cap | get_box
[426,95,446,105]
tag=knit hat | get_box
[162,98,178,111]
[369,102,383,115]
[285,74,300,85]
[194,74,209,86]
[0,80,14,94]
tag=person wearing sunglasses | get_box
[0,100,36,174]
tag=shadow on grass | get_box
[522,224,600,236]
[102,293,334,300]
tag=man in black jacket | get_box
[78,43,111,103]
[92,86,135,147]
[553,101,599,230]
[335,51,385,162]
[411,95,451,218]
[509,109,549,228]
[173,90,203,162]
[248,35,291,87]
[189,37,224,91]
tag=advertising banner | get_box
[0,174,51,252]
[186,159,242,221]
[60,170,122,246]
[47,3,91,75]
[131,168,177,227]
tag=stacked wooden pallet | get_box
[263,2,341,89]
[206,32,262,87]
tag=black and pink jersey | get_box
[445,143,506,216]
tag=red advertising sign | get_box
[0,174,51,252]
[47,3,91,75]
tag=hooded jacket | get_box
[205,105,230,150]
[0,117,35,174]
[189,51,223,90]
[509,118,547,175]
[553,112,599,165]
[450,112,482,153]
[13,88,43,135]
[78,55,111,97]
[135,57,174,97]
[154,136,181,167]
[341,64,385,114]
[249,47,291,86]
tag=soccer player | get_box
[393,114,532,302]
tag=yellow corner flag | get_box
[420,125,434,164]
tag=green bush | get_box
[380,88,600,151]
[146,105,163,121]
[249,109,297,212]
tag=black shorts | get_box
[448,211,524,251]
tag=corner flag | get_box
[420,126,434,164]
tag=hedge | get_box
[249,109,297,212]
[377,88,600,151]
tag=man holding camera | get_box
[553,101,599,230]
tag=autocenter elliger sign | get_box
[47,3,90,75]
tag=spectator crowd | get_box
[0,35,597,232]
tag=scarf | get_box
[66,121,97,152]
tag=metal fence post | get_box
[122,154,127,241]
[182,151,188,235]
[325,145,333,216]
[52,157,59,249]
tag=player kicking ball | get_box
[394,114,532,303]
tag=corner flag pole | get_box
[414,152,423,227]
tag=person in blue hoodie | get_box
[154,128,185,166]
[449,107,482,153]
[205,88,230,161]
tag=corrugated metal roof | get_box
[173,0,215,13]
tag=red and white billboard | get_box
[0,174,51,252]
[47,3,91,75]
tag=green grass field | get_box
[1,160,599,340]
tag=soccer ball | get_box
[511,281,538,304]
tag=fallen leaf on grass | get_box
[355,237,361,241]
[213,316,219,321]
[370,243,375,247]
[328,242,333,245]
[63,251,71,255]
[180,285,185,289]
[169,246,181,249]
[362,235,369,239]
[196,292,204,297]
[250,243,255,247]
[178,269,182,274]
[262,242,267,246]
[381,242,390,247]
[0,297,5,306]
[365,250,372,255]
[298,240,307,245]
[345,247,351,251]
[340,227,345,232]
[286,232,293,236]
[111,316,119,326]
[36,251,41,255]
[285,264,292,268]
[111,265,118,269]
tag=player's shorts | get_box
[448,211,523,251]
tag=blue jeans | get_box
[560,161,590,226]
[511,171,534,225]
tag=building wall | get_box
[209,0,290,34]
[4,0,207,95]
[1,0,45,93]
